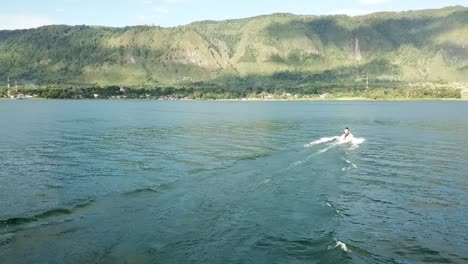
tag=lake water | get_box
[0,100,467,263]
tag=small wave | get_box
[255,235,334,254]
[328,238,351,252]
[121,183,173,197]
[122,187,160,196]
[188,168,211,175]
[262,179,271,184]
[292,160,304,166]
[0,208,72,227]
[0,233,15,246]
[326,202,342,216]
[44,184,64,189]
[74,199,95,209]
[342,159,358,171]
[238,153,270,161]
[0,199,95,227]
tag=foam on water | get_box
[328,238,351,252]
[304,135,365,149]
[291,144,337,167]
[290,135,364,168]
[342,159,358,171]
[304,136,340,147]
[326,202,342,215]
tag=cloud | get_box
[360,0,386,4]
[133,13,162,25]
[136,15,150,22]
[153,7,169,14]
[165,0,191,3]
[0,13,55,30]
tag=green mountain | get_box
[0,6,467,98]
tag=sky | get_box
[0,0,466,30]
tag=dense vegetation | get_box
[0,6,467,99]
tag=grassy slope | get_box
[0,6,467,88]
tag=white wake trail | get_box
[292,135,365,168]
[305,135,365,149]
[304,136,340,147]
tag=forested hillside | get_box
[0,6,467,98]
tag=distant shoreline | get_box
[212,97,466,101]
[1,97,466,101]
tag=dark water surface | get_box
[0,100,467,263]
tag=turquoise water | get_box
[0,100,467,263]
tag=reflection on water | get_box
[0,101,467,263]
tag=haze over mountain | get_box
[0,6,467,89]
